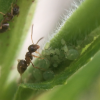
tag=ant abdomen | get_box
[28,44,40,53]
[0,23,9,33]
[25,52,33,65]
[17,60,27,74]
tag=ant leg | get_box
[32,54,44,59]
[20,74,22,83]
[35,51,41,55]
[30,61,40,69]
[8,28,11,30]
[30,61,45,71]
[0,26,2,29]
[11,3,13,16]
[0,12,5,15]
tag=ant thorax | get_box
[28,44,40,53]
[25,52,33,65]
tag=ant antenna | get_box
[31,24,34,44]
[36,37,44,45]
[0,12,5,15]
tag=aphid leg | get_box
[0,12,5,15]
[32,54,44,59]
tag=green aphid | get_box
[45,55,51,60]
[42,50,45,55]
[44,42,50,49]
[67,46,74,50]
[44,49,50,55]
[50,49,55,54]
[53,63,58,67]
[61,39,66,45]
[52,55,59,61]
[62,45,68,53]
[59,51,65,59]
[66,49,80,60]
[55,48,60,55]
[33,69,43,81]
[76,40,83,45]
[75,45,81,50]
[34,59,50,70]
[43,70,54,80]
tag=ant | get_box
[0,0,19,33]
[17,25,44,79]
[0,0,19,22]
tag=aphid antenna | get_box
[31,24,34,44]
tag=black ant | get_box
[0,0,19,22]
[0,0,19,33]
[17,25,44,79]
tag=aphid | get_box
[17,25,44,80]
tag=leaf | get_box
[14,0,100,100]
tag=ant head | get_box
[17,60,27,74]
[28,44,40,53]
[25,52,33,60]
[13,4,19,15]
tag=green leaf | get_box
[13,0,100,100]
[35,50,100,100]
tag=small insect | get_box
[17,25,44,80]
[0,1,19,22]
[0,0,19,33]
